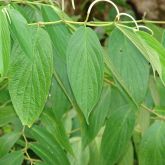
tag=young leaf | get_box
[100,103,136,165]
[108,28,149,103]
[0,151,24,165]
[0,8,10,78]
[139,121,165,165]
[67,26,104,122]
[8,10,53,126]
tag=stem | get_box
[28,20,63,26]
[24,156,41,163]
[22,126,33,165]
[27,19,165,29]
[67,128,80,135]
[115,12,139,30]
[104,78,116,86]
[0,82,8,91]
[104,78,165,122]
[85,0,120,22]
[0,100,11,109]
[53,71,74,107]
[28,20,114,27]
[141,104,165,121]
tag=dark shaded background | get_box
[60,0,165,21]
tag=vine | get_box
[8,0,165,30]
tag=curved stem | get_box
[138,25,154,35]
[61,0,65,11]
[115,12,139,30]
[85,0,120,22]
[71,0,75,10]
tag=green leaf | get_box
[108,28,149,103]
[137,107,150,135]
[139,121,165,165]
[137,30,165,84]
[8,10,53,126]
[88,140,100,165]
[50,78,70,118]
[0,87,10,104]
[41,109,73,155]
[117,25,163,86]
[0,106,17,127]
[30,126,70,165]
[0,131,21,158]
[118,141,134,165]
[13,4,42,23]
[67,26,104,122]
[69,137,90,165]
[100,103,136,165]
[82,85,111,147]
[41,6,71,60]
[0,151,24,165]
[0,8,10,78]
[8,8,32,58]
[146,23,164,42]
[41,5,75,104]
[35,162,47,165]
[161,31,165,47]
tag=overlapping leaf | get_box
[117,25,165,86]
[100,103,136,165]
[108,28,150,104]
[50,78,70,118]
[139,121,165,165]
[0,7,10,78]
[0,106,17,127]
[69,137,90,165]
[99,86,136,165]
[41,109,73,155]
[29,126,70,165]
[82,85,111,147]
[67,26,104,122]
[0,131,21,158]
[0,151,24,165]
[41,5,75,103]
[118,141,134,165]
[137,31,165,84]
[8,9,53,126]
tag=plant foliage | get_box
[0,0,165,164]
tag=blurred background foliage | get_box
[62,0,165,22]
